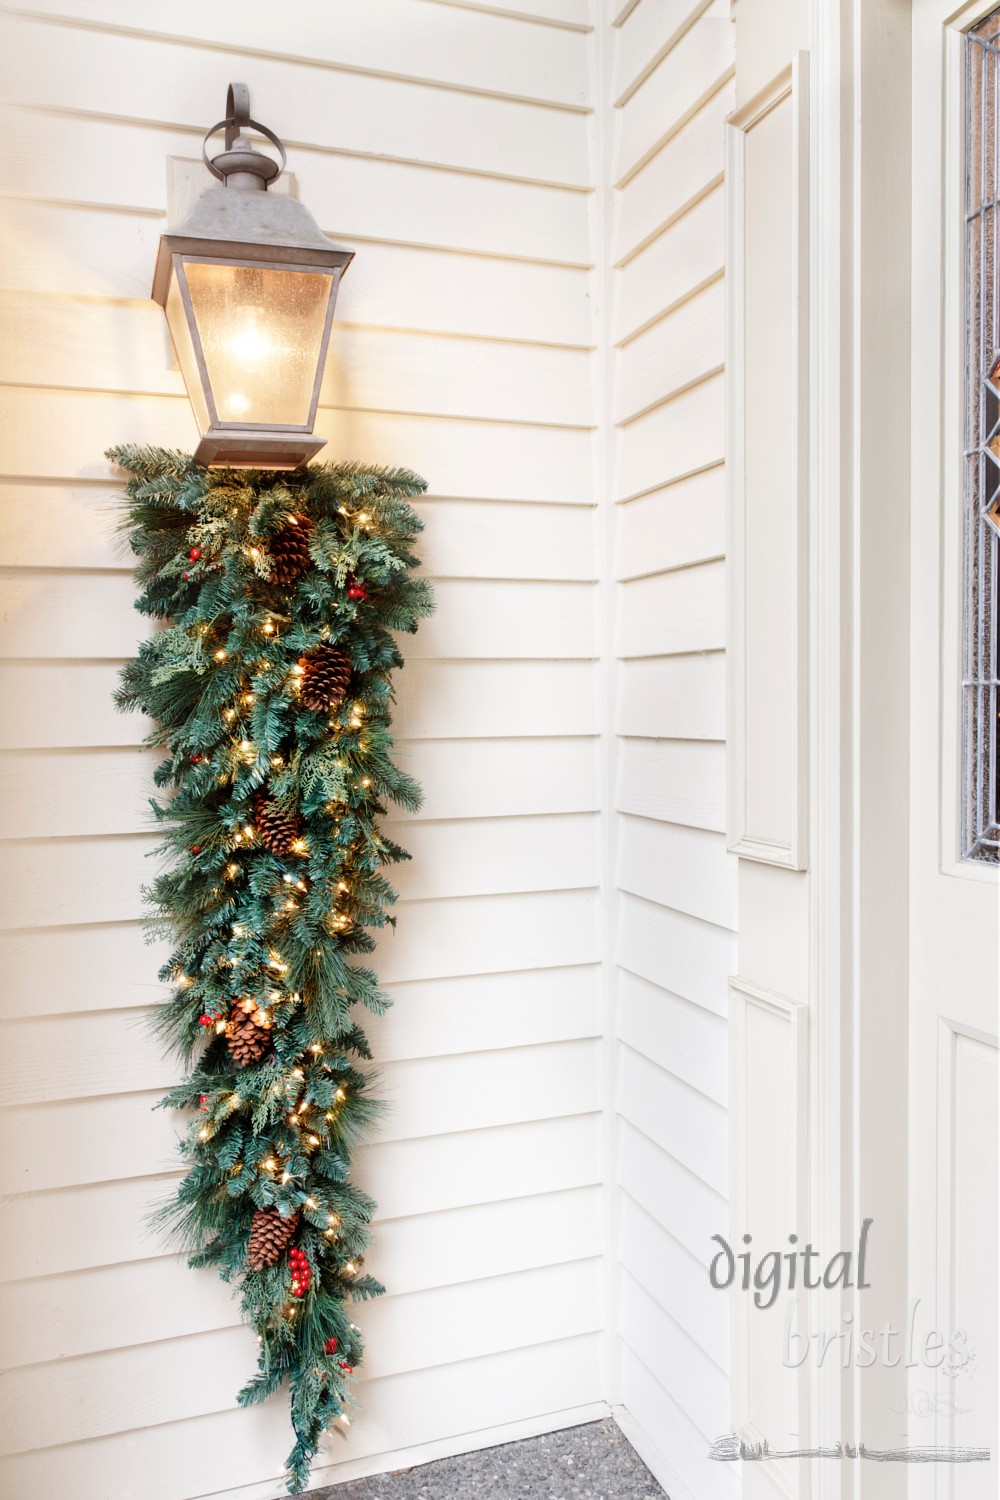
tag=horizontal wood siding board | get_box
[616,559,726,658]
[0,965,603,1105]
[0,571,598,661]
[612,85,732,265]
[614,466,724,579]
[615,1120,727,1270]
[1,1260,602,1455]
[616,969,728,1104]
[1,1038,600,1195]
[616,814,737,931]
[617,1194,730,1372]
[613,0,713,105]
[615,738,725,832]
[0,737,601,840]
[619,1349,739,1500]
[1,888,601,1020]
[0,1334,602,1500]
[0,489,598,577]
[613,279,724,424]
[2,109,591,267]
[615,1044,727,1197]
[1,0,592,108]
[612,186,724,345]
[614,18,734,186]
[0,390,596,504]
[617,653,725,740]
[618,1271,729,1440]
[0,14,591,188]
[614,373,724,502]
[0,201,594,346]
[0,1188,602,1367]
[0,292,595,429]
[2,1115,602,1281]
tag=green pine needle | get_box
[113,448,432,1492]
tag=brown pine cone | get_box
[226,1000,272,1067]
[253,790,302,856]
[298,643,352,713]
[247,1207,300,1271]
[267,516,314,585]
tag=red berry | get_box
[325,1337,339,1354]
[348,584,367,601]
[183,571,190,581]
[191,754,202,764]
[189,546,202,561]
[339,1362,353,1372]
[190,844,202,855]
[199,1015,213,1028]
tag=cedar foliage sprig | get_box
[111,446,433,1492]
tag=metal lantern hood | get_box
[152,84,353,469]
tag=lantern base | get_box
[194,429,327,470]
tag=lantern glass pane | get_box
[165,270,211,433]
[183,261,334,427]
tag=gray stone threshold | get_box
[309,1419,666,1499]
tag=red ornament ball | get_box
[198,1014,213,1028]
[348,584,367,601]
[189,546,202,561]
[325,1336,339,1354]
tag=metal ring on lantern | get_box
[201,83,288,183]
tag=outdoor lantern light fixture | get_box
[152,84,353,468]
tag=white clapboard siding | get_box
[0,201,594,346]
[616,560,726,657]
[617,653,725,740]
[0,658,599,749]
[0,293,595,428]
[613,0,712,104]
[615,738,725,831]
[607,5,734,1491]
[620,1350,739,1500]
[0,389,595,505]
[618,1193,729,1372]
[615,373,724,501]
[613,83,733,264]
[615,466,724,579]
[1,108,591,268]
[0,1335,603,1500]
[616,1119,728,1269]
[617,969,728,1105]
[616,894,735,1016]
[619,1273,730,1439]
[0,1187,602,1368]
[614,17,733,185]
[2,1039,600,1196]
[1,1258,601,1456]
[0,572,598,660]
[1,966,602,1106]
[0,14,590,188]
[613,278,725,422]
[2,1115,602,1282]
[0,736,600,839]
[612,185,724,344]
[6,0,592,109]
[0,488,597,577]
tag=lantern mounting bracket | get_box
[202,82,287,189]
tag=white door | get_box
[910,2,999,1493]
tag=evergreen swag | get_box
[111,444,433,1491]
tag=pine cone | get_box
[253,790,302,856]
[267,516,314,585]
[247,1207,299,1271]
[298,643,352,713]
[226,1000,272,1067]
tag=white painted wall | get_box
[602,5,738,1499]
[0,2,737,1496]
